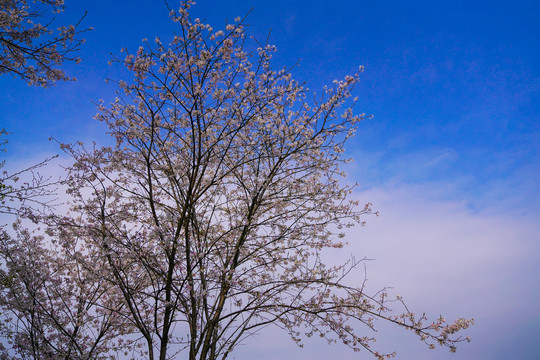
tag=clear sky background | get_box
[1,0,539,359]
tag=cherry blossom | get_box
[0,0,91,86]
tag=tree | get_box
[0,4,98,356]
[0,221,131,359]
[0,0,90,87]
[0,2,473,359]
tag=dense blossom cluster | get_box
[0,0,90,86]
[0,1,472,359]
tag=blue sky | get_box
[1,0,539,359]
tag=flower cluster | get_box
[0,0,91,86]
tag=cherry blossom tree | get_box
[0,3,97,356]
[0,0,90,87]
[0,221,133,359]
[0,2,473,359]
